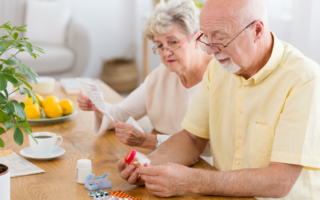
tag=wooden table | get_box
[2,80,255,200]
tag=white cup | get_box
[30,77,55,94]
[28,132,63,157]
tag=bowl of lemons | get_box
[24,93,78,125]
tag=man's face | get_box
[199,7,255,74]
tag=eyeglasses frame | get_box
[152,31,197,54]
[196,20,256,51]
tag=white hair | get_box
[213,53,241,74]
[144,0,200,40]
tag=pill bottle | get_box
[125,149,150,167]
[77,159,92,184]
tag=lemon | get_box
[43,104,63,118]
[24,105,41,119]
[58,99,74,115]
[25,93,44,106]
[24,102,40,110]
[42,96,60,108]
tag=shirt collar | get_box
[237,32,285,85]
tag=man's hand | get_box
[138,163,192,197]
[115,120,147,146]
[117,158,145,185]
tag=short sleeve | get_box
[181,61,215,139]
[271,78,320,169]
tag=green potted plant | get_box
[0,22,44,200]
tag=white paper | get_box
[78,78,144,132]
[0,153,45,177]
[78,78,115,121]
[126,116,144,133]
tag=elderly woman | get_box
[77,0,213,164]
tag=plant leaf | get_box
[5,102,14,115]
[0,44,7,52]
[0,98,6,104]
[27,67,39,78]
[4,89,8,99]
[20,102,25,109]
[18,85,26,95]
[4,59,17,66]
[24,88,36,103]
[4,120,15,130]
[13,32,18,40]
[14,73,26,80]
[2,69,14,75]
[13,127,23,146]
[3,74,18,85]
[16,28,26,32]
[26,70,37,84]
[0,74,7,90]
[12,55,21,65]
[11,100,26,120]
[0,138,4,148]
[18,79,32,90]
[26,44,33,53]
[0,127,5,135]
[18,64,26,74]
[0,64,2,70]
[0,92,5,99]
[23,120,32,133]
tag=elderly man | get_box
[117,0,320,199]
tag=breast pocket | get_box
[250,122,275,167]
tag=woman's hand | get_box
[77,90,98,111]
[115,120,147,147]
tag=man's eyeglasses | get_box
[196,21,256,51]
[152,32,197,55]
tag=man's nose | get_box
[206,46,220,55]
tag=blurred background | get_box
[0,0,319,93]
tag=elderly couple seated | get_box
[77,0,320,199]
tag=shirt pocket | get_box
[250,122,275,167]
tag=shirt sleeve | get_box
[156,134,171,146]
[117,76,149,120]
[271,77,320,169]
[93,76,149,136]
[181,61,215,139]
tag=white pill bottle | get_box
[77,159,92,184]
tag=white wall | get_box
[132,0,159,82]
[70,0,135,78]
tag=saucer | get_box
[20,147,65,160]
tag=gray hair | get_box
[144,0,200,40]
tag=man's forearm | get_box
[148,130,206,166]
[190,162,302,198]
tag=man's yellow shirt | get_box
[182,34,320,199]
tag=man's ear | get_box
[254,21,264,43]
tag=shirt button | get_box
[239,110,242,114]
[236,161,240,165]
[242,85,246,89]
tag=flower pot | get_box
[0,164,10,200]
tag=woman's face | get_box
[153,25,198,74]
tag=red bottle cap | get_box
[125,149,137,163]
